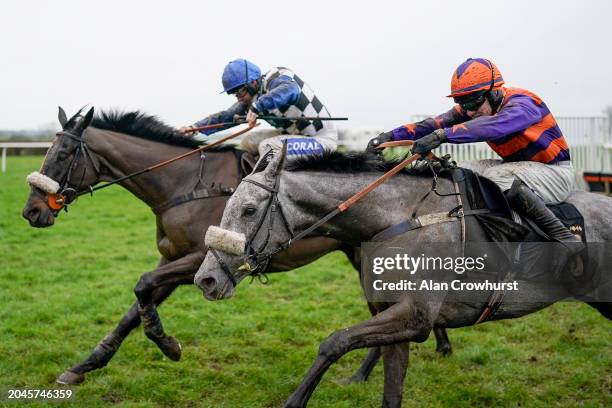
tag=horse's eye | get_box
[243,207,257,217]
[57,151,69,161]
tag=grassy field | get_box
[0,156,610,408]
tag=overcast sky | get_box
[1,0,611,130]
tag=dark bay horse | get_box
[194,147,612,407]
[21,108,452,385]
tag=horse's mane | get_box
[91,110,235,151]
[285,151,436,176]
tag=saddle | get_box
[373,166,586,244]
[451,167,586,243]
[371,164,590,323]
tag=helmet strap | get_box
[242,60,260,96]
[486,89,503,114]
[484,59,501,114]
[245,78,260,96]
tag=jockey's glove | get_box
[366,131,394,154]
[178,125,197,137]
[411,129,448,156]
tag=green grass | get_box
[0,156,610,407]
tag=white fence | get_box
[0,142,52,172]
[2,115,611,174]
[339,115,612,173]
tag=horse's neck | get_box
[282,171,455,243]
[85,128,234,209]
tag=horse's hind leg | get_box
[433,326,452,355]
[57,283,179,385]
[348,301,381,382]
[284,299,431,408]
[349,346,381,382]
[134,252,203,361]
[588,302,612,319]
[381,342,410,408]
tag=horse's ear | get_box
[58,106,68,128]
[75,107,95,133]
[263,141,287,180]
[81,107,95,129]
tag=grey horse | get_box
[194,146,611,407]
[21,108,451,386]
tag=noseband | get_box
[28,130,100,213]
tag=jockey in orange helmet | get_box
[367,57,584,272]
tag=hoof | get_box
[56,370,85,385]
[435,345,452,356]
[158,336,182,361]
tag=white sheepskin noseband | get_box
[26,172,60,194]
[205,226,246,255]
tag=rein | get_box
[31,124,258,212]
[73,124,258,198]
[212,142,439,286]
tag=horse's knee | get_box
[134,272,154,299]
[407,303,434,343]
[411,326,431,343]
[318,331,350,362]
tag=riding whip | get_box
[184,116,348,135]
[235,115,348,122]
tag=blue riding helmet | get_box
[221,59,261,94]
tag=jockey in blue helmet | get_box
[180,59,338,160]
[220,59,261,95]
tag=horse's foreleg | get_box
[349,327,449,384]
[284,299,431,408]
[57,283,179,385]
[381,342,410,408]
[134,252,203,361]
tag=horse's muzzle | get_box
[194,256,235,301]
[22,192,55,228]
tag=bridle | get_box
[208,170,295,286]
[38,129,101,213]
[207,151,461,290]
[30,123,258,215]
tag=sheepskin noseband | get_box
[205,226,246,255]
[26,172,60,194]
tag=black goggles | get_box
[228,85,248,96]
[459,94,487,112]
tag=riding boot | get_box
[505,179,585,282]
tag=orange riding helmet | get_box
[447,58,504,99]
